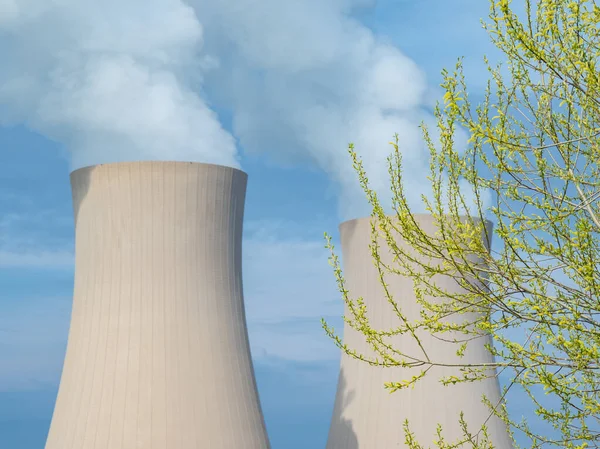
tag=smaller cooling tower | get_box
[45,161,270,449]
[326,214,513,449]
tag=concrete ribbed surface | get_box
[326,215,513,449]
[45,161,270,449]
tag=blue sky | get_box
[0,1,551,448]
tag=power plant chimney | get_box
[326,214,513,448]
[45,161,270,449]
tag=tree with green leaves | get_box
[323,0,600,448]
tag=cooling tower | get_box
[326,214,513,449]
[45,161,270,449]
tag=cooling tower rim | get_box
[70,160,247,177]
[339,213,493,232]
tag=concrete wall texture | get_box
[45,161,270,449]
[326,214,513,449]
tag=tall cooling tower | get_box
[45,161,270,449]
[327,214,513,449]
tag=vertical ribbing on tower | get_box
[45,161,270,449]
[326,214,513,449]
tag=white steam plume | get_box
[191,0,480,218]
[0,0,484,219]
[0,0,238,169]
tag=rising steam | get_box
[0,0,478,219]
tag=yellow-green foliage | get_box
[323,0,600,447]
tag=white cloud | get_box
[0,0,18,25]
[0,295,71,391]
[0,0,238,169]
[0,210,74,269]
[0,250,73,269]
[243,220,343,362]
[192,0,435,219]
[0,0,479,219]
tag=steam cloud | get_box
[0,0,477,219]
[0,0,237,168]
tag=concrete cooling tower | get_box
[327,214,513,449]
[45,162,270,449]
